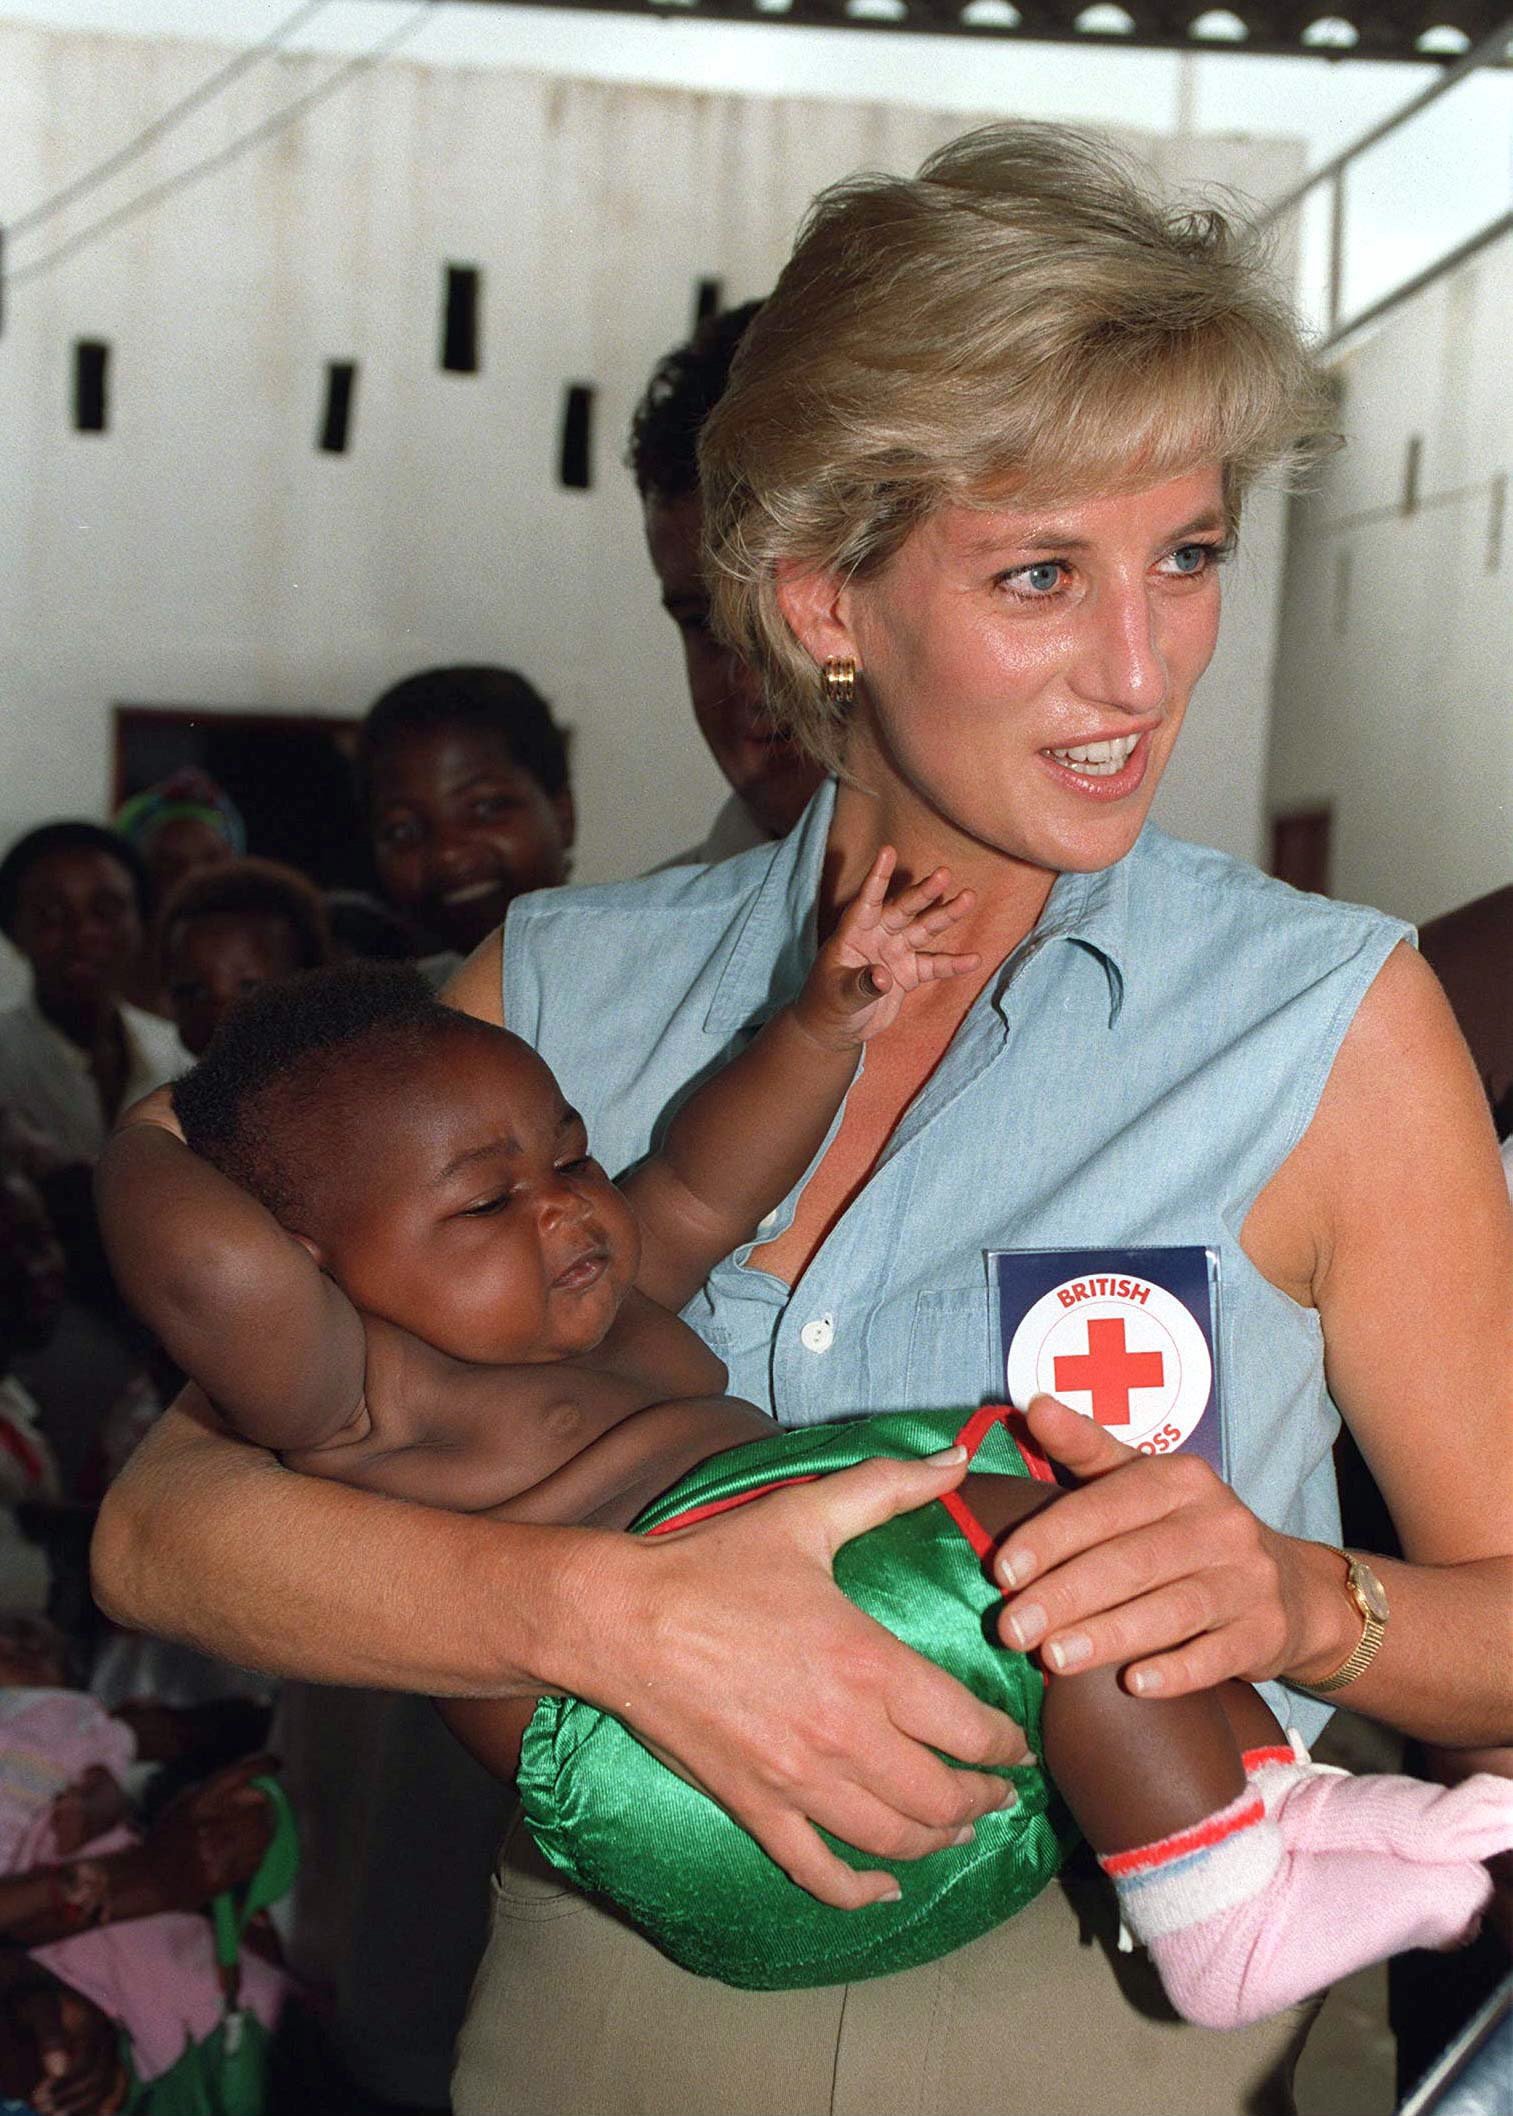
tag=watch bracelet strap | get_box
[1298,1612,1386,1693]
[1295,1543,1386,1695]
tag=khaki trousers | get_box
[452,1811,1316,2116]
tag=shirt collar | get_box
[1021,849,1131,1027]
[703,778,1135,1037]
[22,989,174,1088]
[21,990,92,1074]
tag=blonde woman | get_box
[95,126,1512,2116]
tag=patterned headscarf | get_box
[115,768,246,857]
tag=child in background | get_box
[157,859,331,1061]
[97,852,1513,2024]
[357,666,574,962]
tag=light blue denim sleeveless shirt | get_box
[505,783,1410,1738]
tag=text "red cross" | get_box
[1053,1317,1165,1426]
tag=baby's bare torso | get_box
[278,1289,773,1529]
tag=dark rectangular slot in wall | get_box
[1401,434,1422,516]
[559,383,594,490]
[1488,473,1506,573]
[74,339,109,432]
[441,264,481,373]
[319,361,357,453]
[694,276,723,327]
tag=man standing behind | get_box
[628,304,823,866]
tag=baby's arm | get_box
[96,1093,368,1453]
[625,848,977,1310]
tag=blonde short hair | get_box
[701,123,1332,767]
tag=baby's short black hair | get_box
[356,666,571,812]
[172,961,468,1225]
[627,300,764,506]
[158,856,332,976]
[0,820,149,937]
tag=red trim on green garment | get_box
[644,1474,823,1537]
[645,1405,1051,1558]
[937,1405,1057,1560]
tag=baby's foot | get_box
[1147,1841,1491,2030]
[1104,1761,1513,2030]
[1250,1758,1513,1867]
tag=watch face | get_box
[1351,1559,1390,1622]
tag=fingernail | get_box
[998,1545,1035,1588]
[953,1823,976,1845]
[1045,1634,1091,1672]
[926,1444,967,1465]
[1128,1668,1163,1696]
[994,1782,1020,1811]
[877,1885,902,1904]
[1004,1602,1046,1649]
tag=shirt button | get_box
[800,1314,835,1354]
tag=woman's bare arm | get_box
[441,930,505,1024]
[992,945,1513,1748]
[92,1395,1028,1907]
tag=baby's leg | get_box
[962,1473,1511,2029]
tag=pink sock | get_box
[1241,1743,1513,1865]
[1100,1759,1511,2031]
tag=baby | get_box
[97,851,1512,2022]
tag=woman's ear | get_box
[775,561,861,670]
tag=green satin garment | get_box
[517,1407,1078,1989]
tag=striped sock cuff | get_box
[1099,1790,1281,1943]
[1241,1744,1296,1774]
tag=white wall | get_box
[0,20,1301,956]
[1266,227,1512,926]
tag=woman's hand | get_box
[991,1395,1337,1697]
[109,1084,184,1140]
[564,1449,1029,1910]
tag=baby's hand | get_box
[793,846,979,1052]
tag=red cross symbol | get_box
[1053,1317,1165,1426]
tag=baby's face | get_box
[322,1027,640,1367]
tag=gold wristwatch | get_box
[1298,1547,1390,1694]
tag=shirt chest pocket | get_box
[903,1286,995,1416]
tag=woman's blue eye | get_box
[1021,562,1063,593]
[1168,543,1224,576]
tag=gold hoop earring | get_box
[821,657,857,712]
